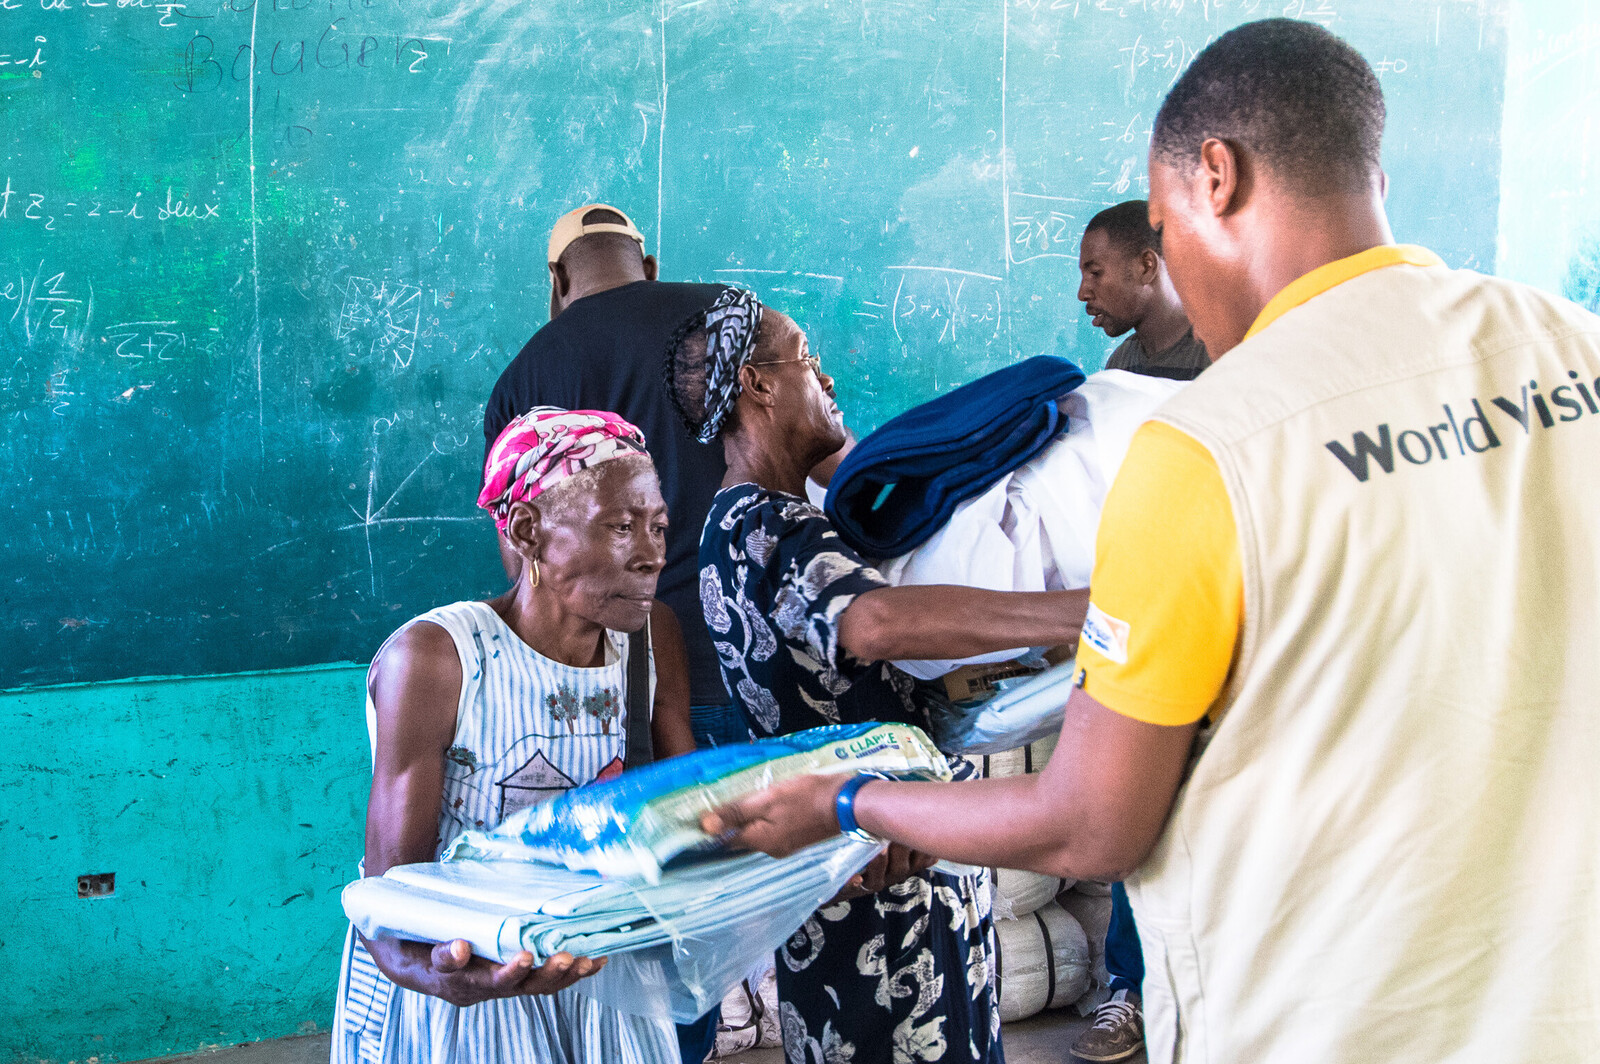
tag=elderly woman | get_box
[331,407,691,1064]
[667,291,1088,1064]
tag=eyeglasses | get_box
[748,354,823,374]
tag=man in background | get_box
[483,204,740,1064]
[1078,200,1209,380]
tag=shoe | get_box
[1071,989,1144,1062]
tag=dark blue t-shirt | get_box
[485,280,729,704]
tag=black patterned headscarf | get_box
[666,287,764,444]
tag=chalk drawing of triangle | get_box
[497,749,577,821]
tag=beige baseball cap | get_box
[547,204,646,264]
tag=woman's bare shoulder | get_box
[369,615,465,720]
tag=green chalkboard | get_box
[2,0,1508,687]
[1498,0,1600,306]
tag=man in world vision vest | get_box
[703,18,1600,1064]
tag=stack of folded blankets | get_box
[342,722,951,1020]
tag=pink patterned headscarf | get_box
[478,407,648,531]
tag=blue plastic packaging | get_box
[443,721,951,882]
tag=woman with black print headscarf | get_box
[668,294,1087,1064]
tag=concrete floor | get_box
[146,1008,1145,1064]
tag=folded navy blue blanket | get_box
[824,355,1086,558]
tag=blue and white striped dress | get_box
[331,600,679,1064]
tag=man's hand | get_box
[828,843,938,902]
[421,939,605,1007]
[701,773,847,858]
[702,777,935,901]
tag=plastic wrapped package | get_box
[445,721,950,883]
[994,900,1092,1022]
[344,721,955,1021]
[343,834,883,1022]
[992,867,1067,921]
[926,660,1076,755]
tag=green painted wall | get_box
[1,665,369,1063]
[1497,0,1600,308]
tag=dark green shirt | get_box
[1107,326,1210,380]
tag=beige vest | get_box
[1131,262,1600,1063]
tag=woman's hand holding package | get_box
[355,934,604,1007]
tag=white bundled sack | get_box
[1058,884,1115,1014]
[977,734,1057,779]
[993,867,1066,920]
[994,900,1092,1022]
[713,965,781,1058]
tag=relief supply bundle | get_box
[343,835,882,1023]
[443,720,952,882]
[925,658,1077,755]
[343,721,953,1022]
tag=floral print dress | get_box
[700,484,1004,1064]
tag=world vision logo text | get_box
[1326,370,1600,482]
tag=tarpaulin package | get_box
[443,721,951,883]
[926,660,1077,755]
[343,835,882,1022]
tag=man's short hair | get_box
[1085,200,1160,258]
[1152,19,1385,196]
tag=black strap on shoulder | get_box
[623,621,653,771]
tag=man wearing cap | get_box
[486,206,741,739]
[703,19,1600,1064]
[484,205,740,1064]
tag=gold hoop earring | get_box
[529,557,541,589]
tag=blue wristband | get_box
[834,773,881,844]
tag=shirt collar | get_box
[1243,244,1445,342]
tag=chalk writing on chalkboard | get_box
[1009,192,1090,264]
[177,25,451,94]
[1,264,92,350]
[336,277,425,369]
[0,35,48,71]
[0,0,1511,688]
[0,180,222,230]
[887,267,1005,349]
